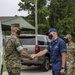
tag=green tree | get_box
[38,24,50,34]
[48,0,75,41]
[18,0,34,14]
[55,18,74,37]
[48,0,74,27]
[18,0,50,34]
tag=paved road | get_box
[3,66,52,75]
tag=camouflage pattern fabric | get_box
[66,42,75,75]
[6,66,20,75]
[4,34,22,75]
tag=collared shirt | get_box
[46,37,66,71]
[4,34,23,68]
[10,34,23,52]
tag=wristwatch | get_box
[61,67,65,69]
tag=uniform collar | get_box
[11,34,17,38]
[52,37,59,43]
[51,37,58,46]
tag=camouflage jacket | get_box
[4,34,23,68]
[66,42,75,64]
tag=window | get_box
[20,37,35,45]
[37,36,45,45]
[38,41,44,45]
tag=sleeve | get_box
[59,40,67,53]
[14,37,23,52]
[73,44,75,63]
[45,44,50,52]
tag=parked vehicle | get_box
[19,34,51,71]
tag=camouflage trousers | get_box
[66,62,74,75]
[6,66,21,75]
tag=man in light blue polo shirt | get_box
[31,28,67,75]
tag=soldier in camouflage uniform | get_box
[64,34,75,75]
[4,23,32,75]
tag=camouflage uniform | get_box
[4,34,23,75]
[66,42,75,75]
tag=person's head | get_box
[46,28,58,41]
[64,34,72,43]
[11,23,21,36]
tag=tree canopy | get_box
[18,0,75,39]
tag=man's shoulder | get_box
[58,37,65,42]
[5,35,19,43]
[10,35,19,41]
[57,37,66,46]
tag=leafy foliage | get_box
[18,0,50,34]
[18,0,75,40]
[48,0,74,27]
[55,18,74,37]
[38,24,50,34]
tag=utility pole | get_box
[35,0,38,34]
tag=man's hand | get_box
[29,56,33,60]
[31,49,48,60]
[31,54,37,59]
[19,50,33,60]
[60,69,65,75]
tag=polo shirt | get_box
[46,37,66,71]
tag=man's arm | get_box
[59,40,67,68]
[19,50,32,60]
[31,49,48,59]
[14,37,32,60]
[61,52,66,68]
[59,40,67,74]
[60,52,66,74]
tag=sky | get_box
[0,0,28,16]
